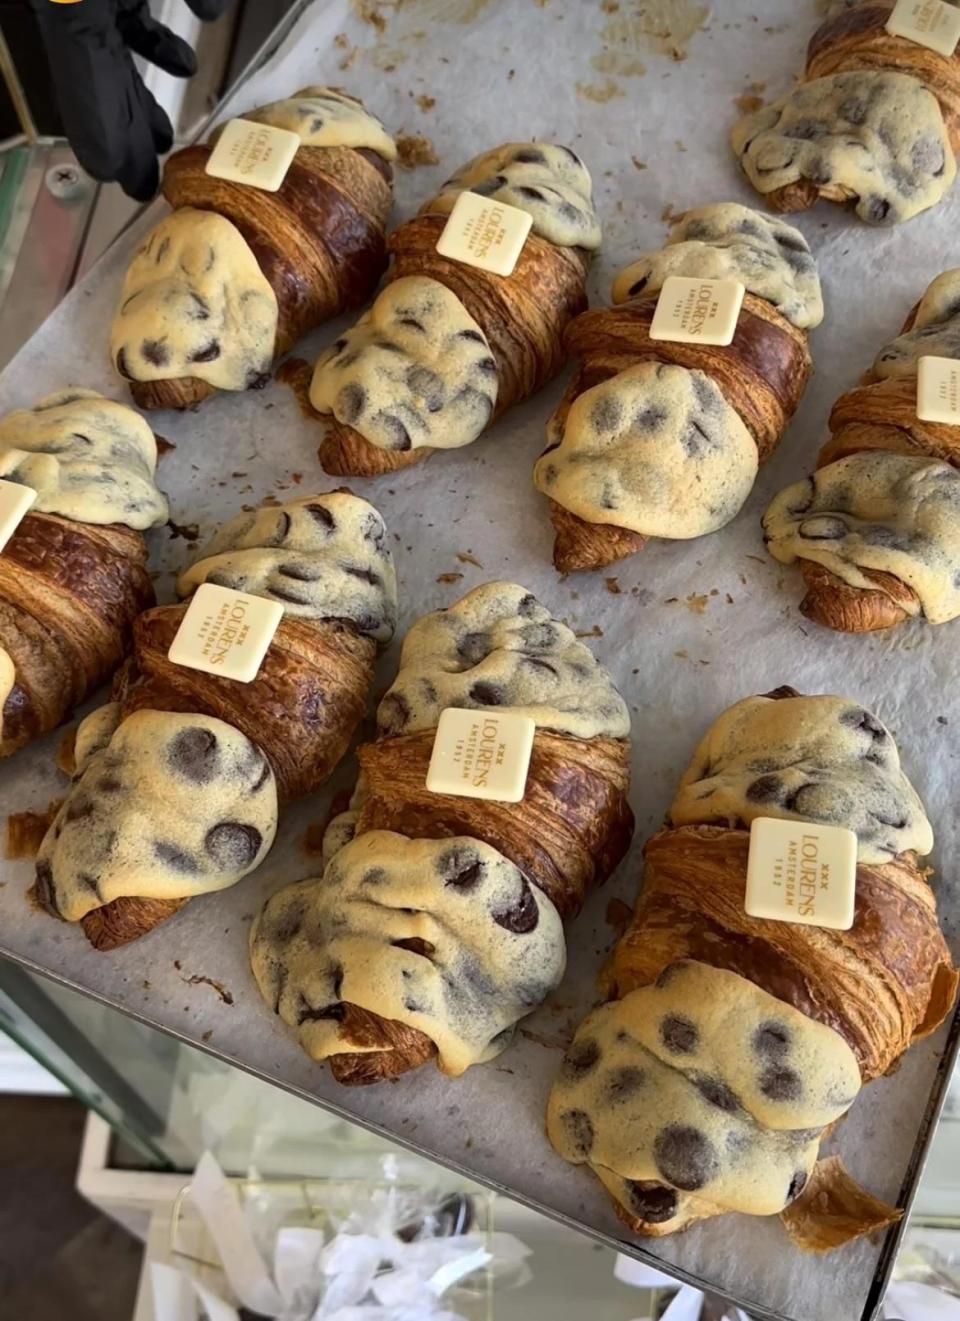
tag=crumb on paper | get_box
[575,624,603,639]
[631,155,647,170]
[675,648,689,659]
[604,577,622,595]
[6,802,62,859]
[351,0,386,31]
[396,133,439,168]
[437,571,465,584]
[576,79,625,103]
[155,435,176,457]
[456,551,483,568]
[167,518,200,543]
[176,970,235,1006]
[734,91,765,113]
[416,93,436,111]
[686,592,709,614]
[664,596,679,605]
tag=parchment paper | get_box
[1,3,959,1320]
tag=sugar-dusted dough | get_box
[547,961,861,1225]
[533,363,757,540]
[250,829,565,1075]
[177,492,397,643]
[764,451,960,626]
[0,389,167,530]
[873,268,960,378]
[733,71,955,225]
[670,690,933,863]
[36,706,278,922]
[611,203,823,330]
[310,277,498,453]
[376,581,629,741]
[111,208,278,391]
[428,142,601,250]
[230,85,396,160]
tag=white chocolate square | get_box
[435,191,533,277]
[745,817,857,931]
[426,707,536,803]
[167,583,284,684]
[205,118,301,192]
[886,0,960,57]
[0,478,36,554]
[917,354,960,425]
[649,276,746,347]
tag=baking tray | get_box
[2,2,960,1318]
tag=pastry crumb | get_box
[166,518,200,542]
[456,551,483,568]
[436,571,465,585]
[575,624,603,639]
[415,94,436,111]
[604,577,621,595]
[176,970,234,1006]
[630,155,647,170]
[685,592,709,613]
[396,133,439,168]
[155,435,176,457]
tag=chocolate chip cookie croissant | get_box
[250,582,634,1085]
[33,491,397,951]
[311,143,600,477]
[0,389,168,759]
[111,88,395,412]
[733,1,960,224]
[532,204,819,573]
[764,268,960,632]
[548,688,957,1244]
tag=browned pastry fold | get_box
[0,514,154,758]
[129,144,393,412]
[798,561,916,632]
[317,213,589,477]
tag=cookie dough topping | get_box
[428,142,602,250]
[534,363,757,540]
[547,961,861,1225]
[873,268,960,378]
[0,389,168,530]
[764,451,960,626]
[612,204,823,330]
[250,830,565,1075]
[236,85,397,161]
[111,208,278,391]
[732,71,955,226]
[310,277,498,453]
[376,581,629,741]
[670,688,933,863]
[36,707,278,922]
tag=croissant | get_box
[764,267,960,632]
[310,143,600,477]
[110,88,395,412]
[532,204,818,573]
[732,1,960,224]
[548,687,957,1244]
[0,389,167,759]
[250,581,634,1085]
[32,491,397,951]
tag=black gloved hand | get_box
[31,0,234,202]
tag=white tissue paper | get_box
[615,1253,765,1321]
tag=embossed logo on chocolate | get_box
[917,354,960,425]
[167,583,284,684]
[0,478,36,554]
[426,707,535,803]
[745,817,857,931]
[649,276,746,347]
[205,118,301,193]
[435,191,533,278]
[886,0,960,57]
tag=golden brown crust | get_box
[113,604,376,803]
[821,377,960,467]
[0,513,154,758]
[319,419,433,476]
[779,1155,902,1253]
[130,143,393,412]
[80,895,189,950]
[606,824,957,1084]
[798,560,915,633]
[327,1004,437,1086]
[548,500,648,574]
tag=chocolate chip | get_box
[692,1073,741,1114]
[393,936,436,959]
[342,564,381,587]
[635,404,668,429]
[760,1065,803,1102]
[606,1066,646,1101]
[653,1125,719,1192]
[34,861,58,915]
[397,317,425,331]
[561,1038,600,1080]
[865,196,891,225]
[440,846,484,891]
[788,1169,808,1202]
[660,1014,699,1055]
[513,149,546,165]
[65,797,94,823]
[379,691,411,733]
[492,877,539,934]
[278,561,322,583]
[753,1021,791,1059]
[362,866,386,886]
[840,707,886,740]
[189,341,221,363]
[560,1109,594,1156]
[380,414,413,450]
[458,631,490,665]
[115,348,133,379]
[458,328,485,343]
[470,681,504,705]
[746,774,782,803]
[188,292,210,320]
[141,338,169,367]
[154,841,199,873]
[337,382,366,423]
[205,822,262,870]
[590,395,622,433]
[297,1001,345,1024]
[306,503,336,531]
[271,903,304,943]
[168,727,219,783]
[627,277,648,297]
[624,1180,679,1224]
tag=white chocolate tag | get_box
[435,191,533,277]
[917,354,960,425]
[886,0,960,57]
[426,707,535,803]
[205,118,301,192]
[167,583,284,684]
[0,478,36,554]
[745,817,857,931]
[649,276,746,347]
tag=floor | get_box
[0,1096,142,1321]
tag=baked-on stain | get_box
[6,802,63,859]
[594,0,711,74]
[395,133,439,168]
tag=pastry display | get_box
[33,492,397,950]
[549,687,957,1241]
[732,2,960,224]
[111,87,396,411]
[311,142,600,476]
[250,581,634,1084]
[0,389,167,759]
[532,204,819,572]
[764,268,960,631]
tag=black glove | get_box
[31,0,234,202]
